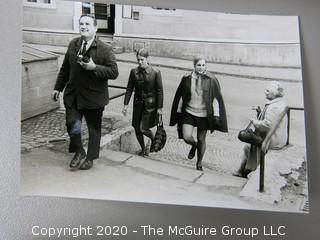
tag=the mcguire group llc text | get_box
[31,224,286,238]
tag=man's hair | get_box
[268,81,284,97]
[79,14,98,26]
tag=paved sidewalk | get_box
[21,146,294,212]
[116,53,302,82]
[21,109,243,175]
[21,109,307,212]
[26,43,302,82]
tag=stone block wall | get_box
[22,59,59,120]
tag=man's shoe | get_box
[232,170,246,178]
[69,152,86,169]
[79,159,93,170]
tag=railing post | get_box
[258,106,303,192]
[286,109,291,145]
[259,148,265,192]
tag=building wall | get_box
[23,1,75,31]
[114,37,301,67]
[22,2,302,67]
[120,6,300,42]
[115,6,301,67]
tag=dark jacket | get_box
[124,66,163,129]
[54,37,119,109]
[169,72,228,135]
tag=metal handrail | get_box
[258,106,304,192]
[261,107,289,154]
[109,85,127,101]
[109,84,127,90]
[259,107,288,192]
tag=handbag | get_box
[151,114,167,152]
[238,121,263,146]
[144,96,157,112]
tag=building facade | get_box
[23,1,301,67]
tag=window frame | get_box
[23,0,56,9]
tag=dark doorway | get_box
[81,2,115,34]
[94,4,115,34]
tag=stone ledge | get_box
[239,145,306,204]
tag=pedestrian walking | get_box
[52,14,119,170]
[169,57,228,171]
[122,49,164,157]
[233,81,288,178]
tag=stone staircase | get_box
[101,123,307,211]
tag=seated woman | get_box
[233,81,288,178]
[122,49,163,156]
[169,57,228,171]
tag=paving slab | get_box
[126,156,203,182]
[239,145,306,204]
[21,147,283,211]
[116,52,302,82]
[26,44,302,82]
[100,149,132,163]
[196,173,247,188]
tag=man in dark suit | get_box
[52,14,119,170]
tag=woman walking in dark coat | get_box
[170,57,228,171]
[122,49,164,156]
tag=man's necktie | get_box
[81,41,87,55]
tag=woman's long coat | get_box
[124,66,163,129]
[169,72,228,136]
[245,97,288,171]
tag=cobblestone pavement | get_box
[150,129,243,174]
[21,107,243,174]
[106,94,244,174]
[21,109,128,152]
[21,97,306,175]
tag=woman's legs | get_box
[141,127,154,155]
[182,124,197,159]
[196,129,207,171]
[134,128,145,156]
[135,121,155,156]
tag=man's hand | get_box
[51,90,60,101]
[79,57,96,70]
[157,108,163,115]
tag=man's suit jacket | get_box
[54,37,119,109]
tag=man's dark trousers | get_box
[66,102,104,161]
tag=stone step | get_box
[239,145,307,205]
[99,149,247,195]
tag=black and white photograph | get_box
[21,0,308,213]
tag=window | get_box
[24,0,56,9]
[151,7,176,11]
[146,7,181,17]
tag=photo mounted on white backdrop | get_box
[21,0,308,213]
